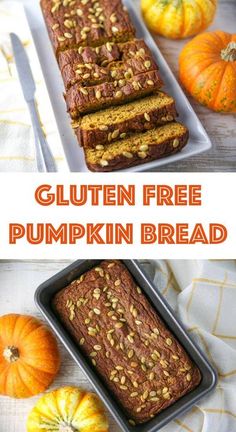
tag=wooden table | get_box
[0,261,122,432]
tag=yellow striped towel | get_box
[140,259,236,432]
[0,1,68,171]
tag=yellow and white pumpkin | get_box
[27,386,109,432]
[141,0,217,39]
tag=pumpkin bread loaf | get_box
[66,70,162,117]
[84,122,188,171]
[59,39,159,90]
[41,0,190,170]
[53,260,201,424]
[74,92,177,148]
[40,0,135,57]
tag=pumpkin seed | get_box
[173,139,180,148]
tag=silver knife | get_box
[10,33,57,172]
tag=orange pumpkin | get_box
[0,314,60,398]
[179,31,236,112]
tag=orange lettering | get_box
[141,224,157,243]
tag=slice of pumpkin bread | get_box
[59,39,159,90]
[84,122,189,171]
[40,0,135,57]
[66,70,162,118]
[74,92,177,148]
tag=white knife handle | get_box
[28,100,57,172]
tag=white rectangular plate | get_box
[27,0,212,172]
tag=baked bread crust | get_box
[66,70,163,117]
[40,0,190,170]
[84,122,189,171]
[75,92,177,148]
[40,0,135,56]
[58,39,158,90]
[53,260,201,424]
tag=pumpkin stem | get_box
[221,42,236,62]
[3,346,19,363]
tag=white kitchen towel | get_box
[0,1,68,172]
[140,260,236,432]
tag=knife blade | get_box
[10,33,57,172]
[10,33,36,102]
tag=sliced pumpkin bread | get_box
[74,91,177,148]
[66,70,162,118]
[59,39,158,90]
[84,122,189,172]
[40,0,135,57]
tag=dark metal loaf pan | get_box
[35,260,217,432]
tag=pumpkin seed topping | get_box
[115,322,124,328]
[99,159,109,167]
[128,349,134,359]
[121,376,126,385]
[58,36,66,42]
[173,138,180,148]
[80,88,88,95]
[120,385,128,390]
[139,144,149,152]
[166,338,172,346]
[138,152,147,159]
[52,23,60,30]
[106,42,113,52]
[144,60,151,69]
[186,373,192,381]
[114,279,121,286]
[116,365,123,371]
[123,151,133,159]
[99,125,108,131]
[112,26,119,33]
[64,32,73,38]
[115,90,123,98]
[142,390,149,400]
[135,320,142,325]
[94,345,102,351]
[127,334,134,343]
[144,112,151,122]
[149,372,155,381]
[110,13,117,23]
